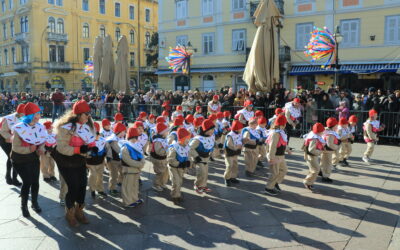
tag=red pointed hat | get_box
[174,116,184,126]
[156,116,166,123]
[113,122,127,134]
[185,114,194,124]
[43,121,53,130]
[224,111,231,118]
[213,95,219,100]
[156,122,169,134]
[16,104,26,114]
[72,100,90,115]
[93,122,100,132]
[258,117,267,125]
[348,115,358,123]
[139,112,147,119]
[133,121,144,128]
[326,117,338,128]
[369,109,378,117]
[176,105,183,111]
[231,120,243,131]
[209,114,217,121]
[24,102,41,116]
[102,118,111,127]
[177,127,191,141]
[312,123,325,133]
[196,106,202,112]
[114,112,124,121]
[149,114,156,120]
[275,108,283,115]
[162,111,169,116]
[255,110,264,117]
[293,98,301,103]
[274,114,287,126]
[244,100,253,107]
[193,117,203,127]
[202,119,215,132]
[127,127,140,139]
[217,112,224,119]
[339,117,348,126]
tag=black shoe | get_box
[12,179,22,187]
[91,191,96,198]
[339,160,345,166]
[210,157,215,162]
[139,179,142,186]
[43,178,51,183]
[21,205,30,218]
[5,175,12,185]
[31,202,42,213]
[321,177,333,183]
[275,183,281,191]
[264,188,279,196]
[245,171,254,177]
[98,192,108,197]
[117,182,122,187]
[318,171,323,177]
[230,178,240,184]
[225,179,232,187]
[343,159,349,166]
[257,161,264,167]
[304,183,314,190]
[50,176,57,182]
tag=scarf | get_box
[106,133,122,143]
[256,126,269,138]
[193,135,215,150]
[244,127,261,140]
[153,137,169,150]
[62,123,96,144]
[269,129,288,142]
[138,133,148,148]
[3,113,18,129]
[238,109,254,121]
[171,142,190,158]
[324,129,341,140]
[303,131,326,144]
[366,120,380,130]
[284,102,301,119]
[101,129,113,138]
[45,133,57,147]
[13,122,48,145]
[226,131,242,146]
[95,136,107,152]
[338,126,351,138]
[119,140,144,161]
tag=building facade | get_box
[0,0,158,93]
[282,0,400,92]
[157,0,269,91]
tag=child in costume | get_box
[337,118,352,167]
[167,127,191,204]
[189,119,215,194]
[184,114,195,135]
[150,122,170,192]
[101,119,113,138]
[242,117,263,177]
[265,115,290,196]
[362,109,384,164]
[41,121,57,183]
[194,106,204,119]
[192,117,204,137]
[168,116,184,144]
[256,117,269,168]
[120,127,145,207]
[268,108,284,129]
[172,106,184,120]
[133,121,149,154]
[303,123,326,190]
[213,112,225,158]
[223,120,243,187]
[238,100,255,126]
[320,118,340,183]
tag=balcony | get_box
[279,45,291,63]
[46,61,71,73]
[47,32,68,43]
[144,43,155,52]
[15,33,29,44]
[140,66,157,73]
[250,0,284,18]
[13,62,31,73]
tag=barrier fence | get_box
[2,102,399,142]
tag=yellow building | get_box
[0,0,158,93]
[282,0,400,92]
[157,0,284,91]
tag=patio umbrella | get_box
[243,0,281,92]
[113,35,130,94]
[93,36,103,93]
[99,35,115,91]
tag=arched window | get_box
[82,23,89,38]
[56,18,64,33]
[100,25,105,37]
[115,27,120,40]
[20,16,29,33]
[48,17,56,33]
[24,16,28,32]
[130,29,135,44]
[145,31,150,46]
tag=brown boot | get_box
[65,207,78,227]
[75,204,89,224]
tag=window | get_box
[21,46,29,62]
[48,17,56,33]
[130,52,135,67]
[129,30,134,44]
[56,0,63,6]
[99,0,105,14]
[296,22,313,50]
[8,0,12,9]
[82,23,89,38]
[3,23,7,40]
[203,75,215,91]
[82,0,89,11]
[202,33,214,54]
[176,0,187,19]
[232,0,245,10]
[129,6,134,20]
[115,27,120,40]
[340,19,360,47]
[83,48,90,62]
[4,49,8,65]
[202,0,213,16]
[23,16,28,32]
[1,1,5,12]
[386,15,400,44]
[115,3,120,17]
[100,25,105,37]
[49,45,56,62]
[20,0,27,5]
[232,29,246,51]
[0,52,2,66]
[145,9,150,22]
[57,45,64,62]
[176,35,188,46]
[145,32,151,46]
[48,0,54,4]
[56,18,64,33]
[11,47,15,63]
[10,21,13,37]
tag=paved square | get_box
[0,138,399,250]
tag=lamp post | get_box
[185,41,196,90]
[333,25,343,87]
[40,26,50,68]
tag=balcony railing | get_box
[47,32,68,43]
[15,32,29,44]
[13,62,31,73]
[46,61,71,72]
[279,45,291,63]
[140,66,157,73]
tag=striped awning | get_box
[156,66,245,75]
[289,63,400,76]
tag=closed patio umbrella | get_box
[93,36,103,93]
[112,35,130,94]
[99,35,115,92]
[243,0,281,92]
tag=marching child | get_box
[168,116,184,144]
[101,119,113,138]
[256,117,269,168]
[362,109,384,163]
[41,121,57,183]
[320,117,340,183]
[167,128,191,204]
[337,118,352,167]
[184,114,195,135]
[133,121,149,154]
[146,114,156,135]
[303,123,326,190]
[348,115,358,142]
[242,117,263,177]
[150,122,170,192]
[268,108,284,129]
[194,106,204,119]
[238,100,255,126]
[87,122,108,198]
[172,105,184,120]
[161,111,170,125]
[120,127,145,207]
[265,115,290,196]
[213,112,225,158]
[189,119,215,194]
[113,113,124,128]
[223,120,243,187]
[192,117,204,137]
[106,122,127,195]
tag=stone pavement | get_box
[0,138,399,250]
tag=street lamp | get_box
[185,41,196,90]
[333,25,343,87]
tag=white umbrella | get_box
[99,35,115,91]
[93,36,103,93]
[112,35,130,94]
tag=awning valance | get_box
[289,63,400,76]
[156,67,245,75]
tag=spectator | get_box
[51,88,65,122]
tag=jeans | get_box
[52,104,64,122]
[58,164,88,209]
